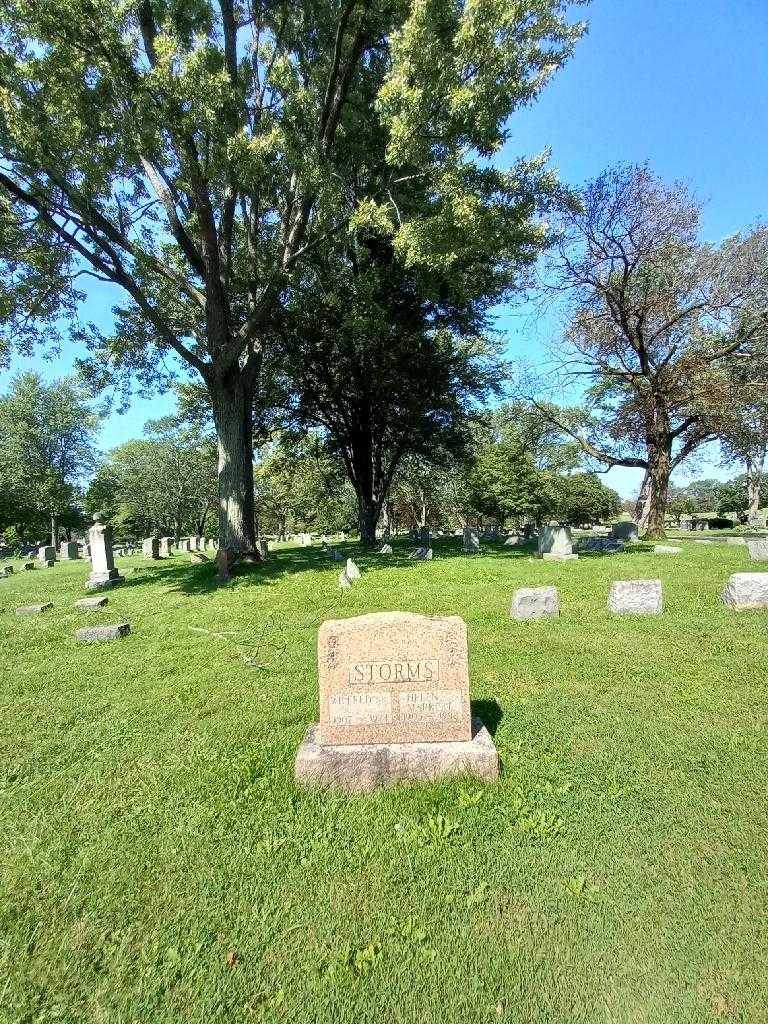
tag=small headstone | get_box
[511,586,560,620]
[300,533,312,547]
[16,602,53,616]
[215,548,230,580]
[378,543,393,554]
[44,559,55,568]
[2,565,13,576]
[409,547,432,561]
[23,562,35,571]
[503,535,518,547]
[721,572,768,610]
[258,539,269,560]
[159,537,173,558]
[38,545,56,563]
[59,541,80,560]
[75,623,130,642]
[463,527,480,554]
[190,552,209,564]
[611,518,639,542]
[338,571,353,589]
[607,580,663,615]
[75,595,109,610]
[178,538,190,552]
[142,537,160,559]
[538,525,578,561]
[747,540,768,561]
[654,545,682,555]
[346,558,361,579]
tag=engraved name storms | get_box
[348,659,439,685]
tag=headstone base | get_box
[86,572,125,591]
[541,552,579,561]
[295,717,498,792]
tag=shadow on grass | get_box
[472,698,503,737]
[114,535,653,597]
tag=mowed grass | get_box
[0,538,767,1024]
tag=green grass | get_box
[1,538,767,1024]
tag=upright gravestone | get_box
[747,540,768,562]
[721,572,768,610]
[189,536,202,551]
[538,525,578,561]
[378,543,393,555]
[142,537,160,559]
[86,513,125,590]
[159,537,173,558]
[611,517,639,542]
[300,533,312,547]
[295,612,498,789]
[59,541,80,560]
[178,538,190,552]
[463,527,480,554]
[258,539,269,560]
[38,545,56,564]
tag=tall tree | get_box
[543,165,768,538]
[0,373,99,543]
[0,0,585,556]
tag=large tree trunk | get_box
[642,440,672,539]
[358,493,380,546]
[209,373,257,556]
[746,451,765,522]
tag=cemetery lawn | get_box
[1,539,767,1024]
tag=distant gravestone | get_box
[190,536,202,551]
[611,518,639,542]
[538,525,578,561]
[503,535,519,547]
[511,586,560,620]
[159,537,173,558]
[654,545,682,555]
[463,527,480,554]
[258,540,269,560]
[85,513,125,590]
[178,538,190,552]
[747,540,768,561]
[2,565,14,576]
[59,541,80,560]
[215,548,230,580]
[346,558,361,579]
[608,580,663,615]
[338,571,353,590]
[300,533,312,547]
[23,562,35,571]
[38,545,56,563]
[409,547,432,561]
[378,543,393,555]
[721,573,768,610]
[142,537,160,559]
[75,623,130,642]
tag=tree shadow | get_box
[471,699,503,737]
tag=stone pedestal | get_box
[295,717,498,792]
[86,514,125,590]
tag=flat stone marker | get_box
[75,596,109,610]
[511,586,560,620]
[338,571,353,589]
[2,565,13,576]
[608,580,663,614]
[727,537,746,545]
[747,540,768,561]
[75,623,130,642]
[721,573,768,610]
[190,552,209,564]
[695,539,714,544]
[295,611,498,790]
[16,603,53,616]
[346,558,361,579]
[654,545,682,554]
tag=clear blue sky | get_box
[2,0,766,497]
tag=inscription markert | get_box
[318,612,471,746]
[349,659,438,685]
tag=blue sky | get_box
[2,0,766,498]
